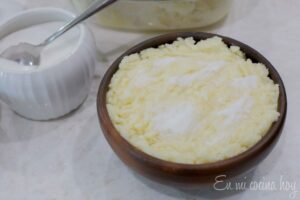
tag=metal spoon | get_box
[0,0,117,66]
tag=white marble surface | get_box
[0,0,299,199]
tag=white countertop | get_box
[0,0,299,199]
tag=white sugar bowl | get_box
[0,8,97,120]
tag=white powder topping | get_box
[207,95,254,146]
[168,60,226,86]
[232,76,258,89]
[197,60,226,77]
[198,60,226,71]
[153,57,177,69]
[217,96,253,126]
[205,131,232,147]
[152,104,197,135]
[133,68,153,87]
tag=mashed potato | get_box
[106,37,279,164]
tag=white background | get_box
[0,0,299,199]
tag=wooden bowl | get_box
[97,32,287,188]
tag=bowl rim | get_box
[97,32,287,172]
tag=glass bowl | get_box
[72,0,232,31]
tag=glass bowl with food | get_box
[72,0,232,31]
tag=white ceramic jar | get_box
[0,0,24,23]
[0,8,97,120]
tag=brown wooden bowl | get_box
[97,32,287,188]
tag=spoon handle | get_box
[39,0,117,47]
